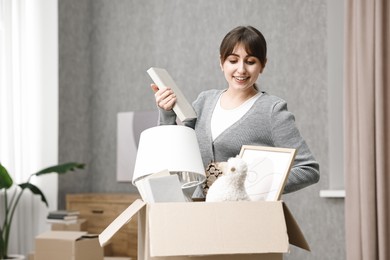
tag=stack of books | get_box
[46,210,80,224]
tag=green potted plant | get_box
[0,162,84,259]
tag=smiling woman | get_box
[153,25,320,198]
[0,0,59,257]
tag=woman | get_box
[152,25,319,193]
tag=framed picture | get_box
[239,145,296,201]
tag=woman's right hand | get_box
[151,84,177,111]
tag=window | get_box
[320,0,345,198]
[0,0,59,255]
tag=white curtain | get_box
[0,0,58,256]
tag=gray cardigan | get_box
[159,89,320,193]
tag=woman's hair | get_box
[219,26,267,67]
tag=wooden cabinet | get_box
[66,193,140,259]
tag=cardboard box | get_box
[28,252,34,260]
[51,218,88,231]
[99,200,309,260]
[35,231,104,260]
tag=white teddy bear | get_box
[205,156,251,202]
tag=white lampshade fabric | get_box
[132,125,206,185]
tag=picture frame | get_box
[239,145,296,201]
[116,110,158,182]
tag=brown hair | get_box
[219,26,267,67]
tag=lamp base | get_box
[171,171,206,201]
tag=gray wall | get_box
[59,1,345,259]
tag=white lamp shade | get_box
[132,125,205,184]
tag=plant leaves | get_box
[35,162,85,176]
[18,182,48,207]
[0,163,13,189]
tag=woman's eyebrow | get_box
[228,53,255,59]
[228,53,240,57]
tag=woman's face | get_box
[220,43,265,91]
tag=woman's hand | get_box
[151,84,177,111]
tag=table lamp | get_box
[132,125,206,201]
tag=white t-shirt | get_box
[211,92,262,140]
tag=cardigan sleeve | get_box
[271,100,320,193]
[158,107,177,125]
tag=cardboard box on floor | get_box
[35,231,104,260]
[99,199,310,260]
[28,252,34,260]
[50,218,88,231]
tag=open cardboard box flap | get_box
[99,199,146,247]
[99,199,309,257]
